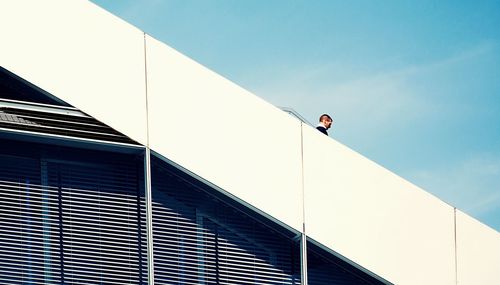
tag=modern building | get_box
[0,1,498,284]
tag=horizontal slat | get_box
[62,243,141,255]
[0,182,59,191]
[0,103,137,144]
[0,223,60,233]
[62,259,142,272]
[0,276,60,285]
[0,252,61,262]
[153,225,213,239]
[62,274,141,283]
[10,113,113,129]
[155,272,217,284]
[61,223,139,235]
[0,239,61,250]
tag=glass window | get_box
[0,138,146,284]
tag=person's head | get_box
[319,114,333,129]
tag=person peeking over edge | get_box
[316,114,333,136]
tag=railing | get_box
[278,106,312,126]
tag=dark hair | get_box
[319,114,332,122]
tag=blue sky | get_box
[91,0,500,231]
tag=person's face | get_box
[323,118,333,129]
[325,120,333,129]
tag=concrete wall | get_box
[1,1,498,284]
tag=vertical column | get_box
[143,32,155,285]
[145,149,154,285]
[300,122,308,285]
[454,208,457,285]
[301,227,308,285]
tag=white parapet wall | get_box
[0,1,498,284]
[456,210,500,285]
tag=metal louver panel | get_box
[211,216,297,285]
[47,160,147,284]
[151,156,301,285]
[0,153,49,283]
[0,149,147,284]
[0,180,62,284]
[152,200,218,284]
[0,98,138,145]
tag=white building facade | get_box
[0,1,498,284]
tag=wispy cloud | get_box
[408,153,500,228]
[252,41,497,137]
[252,60,426,142]
[109,0,169,28]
